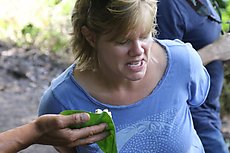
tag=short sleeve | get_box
[186,43,210,106]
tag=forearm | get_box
[198,43,218,66]
[198,33,230,65]
[0,121,40,153]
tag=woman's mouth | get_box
[128,60,143,67]
[127,60,145,72]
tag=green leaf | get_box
[21,23,40,38]
[60,110,118,153]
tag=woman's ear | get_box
[81,26,96,47]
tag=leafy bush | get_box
[0,0,74,53]
[219,0,230,115]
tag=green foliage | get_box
[48,0,62,6]
[216,0,227,8]
[221,0,230,32]
[0,0,74,52]
[61,110,118,153]
[21,23,40,46]
[218,0,230,115]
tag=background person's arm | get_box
[198,33,230,65]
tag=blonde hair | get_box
[71,0,158,71]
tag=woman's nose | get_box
[128,40,144,57]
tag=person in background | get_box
[156,0,230,152]
[38,0,210,152]
[0,113,108,153]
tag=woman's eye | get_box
[141,37,148,40]
[140,35,150,40]
[116,39,129,44]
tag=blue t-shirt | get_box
[156,0,224,112]
[38,40,210,153]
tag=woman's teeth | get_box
[128,61,142,67]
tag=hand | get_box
[35,113,109,147]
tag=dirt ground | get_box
[0,43,69,153]
[0,42,229,152]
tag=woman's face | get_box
[94,25,153,81]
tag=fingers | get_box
[67,123,108,146]
[75,123,107,139]
[47,113,90,129]
[73,131,109,146]
[60,113,91,128]
[35,113,91,132]
[35,115,109,147]
[42,122,108,147]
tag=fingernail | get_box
[103,123,108,129]
[79,113,90,121]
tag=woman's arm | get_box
[0,113,108,153]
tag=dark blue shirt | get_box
[156,0,224,112]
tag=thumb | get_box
[59,113,90,128]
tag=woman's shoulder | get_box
[156,39,199,56]
[156,39,188,47]
[44,64,81,101]
[50,64,76,89]
[155,39,197,56]
[155,39,203,70]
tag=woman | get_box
[38,0,210,152]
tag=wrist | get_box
[0,122,39,153]
[17,122,40,148]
